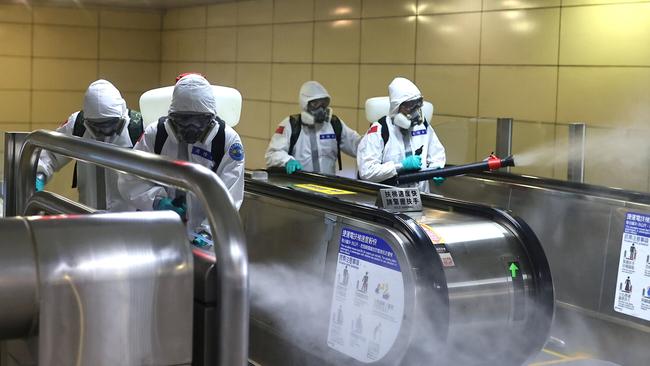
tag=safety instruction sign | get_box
[327,228,404,362]
[293,183,356,195]
[419,222,455,267]
[377,187,422,212]
[613,212,650,321]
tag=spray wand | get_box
[382,154,515,186]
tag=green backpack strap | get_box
[377,116,390,147]
[154,117,168,155]
[288,114,302,156]
[71,111,86,188]
[210,117,227,173]
[72,111,86,137]
[127,109,144,146]
[330,115,343,170]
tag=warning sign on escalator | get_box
[293,184,356,195]
[327,228,405,362]
[614,212,650,321]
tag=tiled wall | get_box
[1,1,649,194]
[0,4,162,198]
[162,0,650,191]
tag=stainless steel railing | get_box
[0,211,195,366]
[16,130,249,366]
[24,191,96,216]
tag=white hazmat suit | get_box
[265,81,360,175]
[357,77,446,192]
[37,79,137,211]
[118,75,245,233]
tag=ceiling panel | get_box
[2,0,236,9]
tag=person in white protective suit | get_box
[357,77,446,193]
[36,79,143,211]
[118,74,244,236]
[265,81,361,175]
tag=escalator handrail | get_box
[466,170,650,204]
[24,191,96,216]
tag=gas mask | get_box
[302,97,331,125]
[312,107,330,123]
[393,98,424,130]
[84,117,126,142]
[168,112,215,144]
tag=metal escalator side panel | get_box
[241,186,450,365]
[414,206,554,366]
[507,213,555,364]
[0,218,38,340]
[250,171,555,366]
[27,212,193,366]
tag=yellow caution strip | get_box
[541,349,571,360]
[294,183,356,195]
[419,222,445,244]
[528,350,592,366]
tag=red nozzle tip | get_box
[487,154,502,170]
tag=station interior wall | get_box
[1,0,649,200]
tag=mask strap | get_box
[401,128,413,157]
[306,125,320,172]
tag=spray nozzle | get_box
[486,153,515,171]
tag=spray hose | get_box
[382,154,515,186]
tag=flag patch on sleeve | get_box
[368,125,379,134]
[275,126,285,134]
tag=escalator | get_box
[194,170,554,366]
[429,171,650,366]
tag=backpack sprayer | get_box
[382,154,515,186]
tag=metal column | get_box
[496,118,513,172]
[3,132,28,217]
[0,212,194,366]
[567,123,586,183]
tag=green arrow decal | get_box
[509,262,519,278]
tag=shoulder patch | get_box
[368,125,379,134]
[275,126,285,134]
[228,142,245,161]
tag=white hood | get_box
[299,81,330,111]
[169,74,217,116]
[83,79,127,120]
[388,77,422,117]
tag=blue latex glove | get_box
[285,159,303,175]
[433,177,446,186]
[401,155,422,171]
[192,232,213,248]
[154,197,187,218]
[35,174,45,192]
